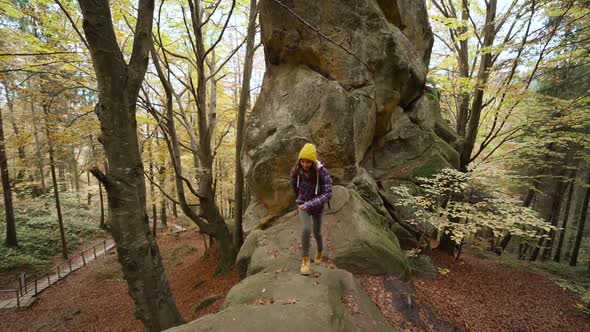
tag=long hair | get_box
[295,160,318,184]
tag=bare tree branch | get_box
[203,0,236,60]
[0,51,81,57]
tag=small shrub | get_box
[92,259,123,281]
[391,168,555,247]
[164,243,197,266]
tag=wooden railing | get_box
[1,224,184,308]
[0,239,115,306]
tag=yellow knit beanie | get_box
[298,143,317,163]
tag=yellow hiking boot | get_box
[314,251,323,265]
[300,256,311,275]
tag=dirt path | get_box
[0,240,115,309]
[0,227,237,332]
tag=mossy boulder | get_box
[168,256,394,332]
[236,186,409,280]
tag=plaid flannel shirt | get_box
[290,162,333,215]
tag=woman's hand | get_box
[299,204,306,210]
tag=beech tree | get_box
[0,89,17,247]
[429,0,580,170]
[233,0,259,248]
[139,0,260,273]
[77,0,184,329]
[392,168,554,259]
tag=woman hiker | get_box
[290,143,334,275]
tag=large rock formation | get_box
[242,0,457,216]
[170,0,460,330]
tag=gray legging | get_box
[300,209,323,257]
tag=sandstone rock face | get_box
[237,186,409,280]
[168,255,394,332]
[362,91,460,182]
[243,0,455,216]
[242,65,376,213]
[376,0,435,66]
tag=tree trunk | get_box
[159,165,168,227]
[31,103,47,195]
[172,200,178,218]
[104,160,112,224]
[234,0,258,249]
[565,166,585,261]
[191,0,237,273]
[58,166,66,192]
[460,0,498,171]
[149,47,213,235]
[43,105,68,260]
[569,169,590,266]
[161,200,167,227]
[152,208,157,237]
[149,4,237,272]
[87,170,92,206]
[58,165,67,192]
[78,0,184,329]
[0,106,17,247]
[214,158,219,212]
[1,83,26,181]
[540,169,570,260]
[436,195,457,256]
[455,1,470,137]
[519,182,540,260]
[99,178,105,229]
[554,169,577,262]
[70,147,81,199]
[528,150,573,261]
[148,123,157,235]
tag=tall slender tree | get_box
[1,82,26,180]
[554,169,577,262]
[43,101,68,260]
[0,103,17,247]
[31,103,47,195]
[570,169,590,266]
[144,0,241,273]
[234,0,258,249]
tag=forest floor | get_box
[1,227,589,331]
[0,221,237,331]
[359,250,590,332]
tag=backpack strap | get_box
[315,167,320,195]
[317,163,332,210]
